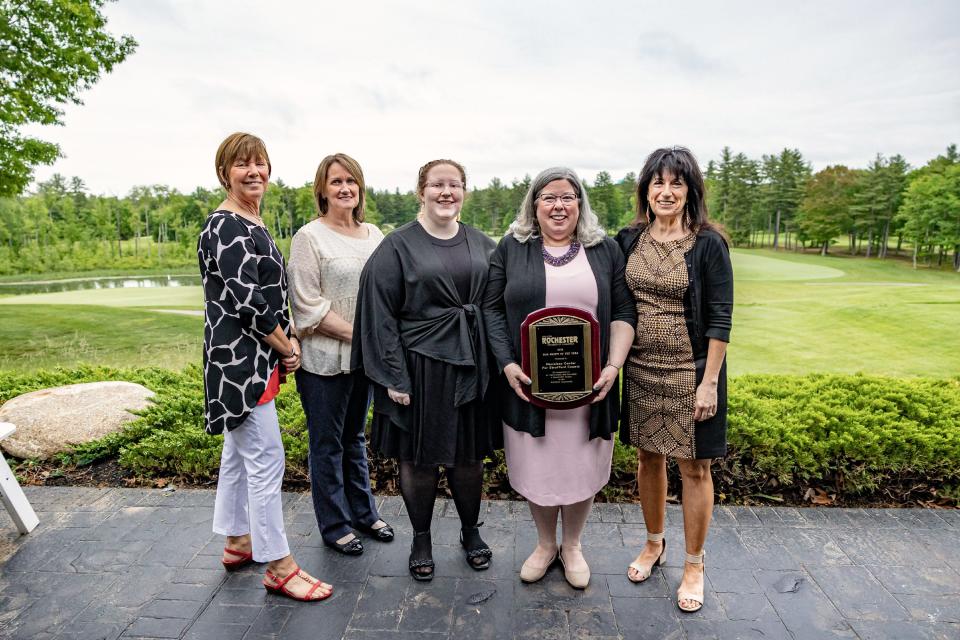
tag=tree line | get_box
[0,145,957,275]
[706,144,960,270]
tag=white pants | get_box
[212,401,291,562]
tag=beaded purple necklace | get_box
[541,239,581,267]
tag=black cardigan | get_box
[614,225,733,360]
[481,235,637,440]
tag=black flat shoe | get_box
[460,523,492,571]
[409,531,434,582]
[357,521,394,542]
[326,533,363,556]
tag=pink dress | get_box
[503,245,615,506]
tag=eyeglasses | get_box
[426,181,464,191]
[538,193,578,206]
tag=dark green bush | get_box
[719,374,960,503]
[2,369,958,505]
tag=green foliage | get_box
[0,0,137,196]
[721,374,960,501]
[796,165,859,253]
[707,147,762,245]
[898,159,960,270]
[757,148,812,249]
[2,368,958,505]
[2,145,959,275]
[850,154,909,258]
[586,171,629,232]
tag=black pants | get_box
[296,369,380,544]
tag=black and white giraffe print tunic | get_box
[198,210,290,435]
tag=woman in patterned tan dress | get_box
[615,147,733,613]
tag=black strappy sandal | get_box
[460,523,492,571]
[409,531,434,582]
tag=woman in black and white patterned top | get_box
[198,132,331,602]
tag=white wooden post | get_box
[0,422,40,534]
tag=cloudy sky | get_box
[25,0,960,195]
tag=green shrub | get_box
[719,374,960,502]
[1,369,958,505]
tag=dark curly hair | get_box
[632,146,723,238]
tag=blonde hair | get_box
[313,153,366,222]
[214,132,271,190]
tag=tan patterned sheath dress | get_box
[623,228,698,459]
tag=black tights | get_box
[399,461,483,533]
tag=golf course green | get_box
[0,248,957,376]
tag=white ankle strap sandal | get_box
[677,550,705,612]
[626,531,666,584]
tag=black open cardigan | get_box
[481,234,637,440]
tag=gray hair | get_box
[507,167,607,247]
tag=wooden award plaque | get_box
[519,306,601,410]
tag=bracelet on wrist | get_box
[605,362,623,370]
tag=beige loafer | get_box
[520,548,558,583]
[558,545,590,589]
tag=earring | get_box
[646,209,653,225]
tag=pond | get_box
[0,275,201,296]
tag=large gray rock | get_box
[0,382,154,459]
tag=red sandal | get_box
[263,565,333,602]
[221,547,254,571]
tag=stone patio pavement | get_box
[1,487,958,639]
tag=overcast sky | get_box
[24,0,960,195]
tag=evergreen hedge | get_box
[2,367,958,505]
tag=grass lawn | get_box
[0,305,202,371]
[730,249,960,376]
[0,250,957,376]
[0,266,195,284]
[0,286,203,307]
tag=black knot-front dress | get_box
[351,221,501,466]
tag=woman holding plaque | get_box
[617,147,733,614]
[352,159,499,582]
[482,167,635,589]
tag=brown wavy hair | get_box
[313,153,366,223]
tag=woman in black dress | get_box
[352,159,499,581]
[617,147,733,613]
[199,132,332,602]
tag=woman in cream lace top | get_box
[287,153,393,556]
